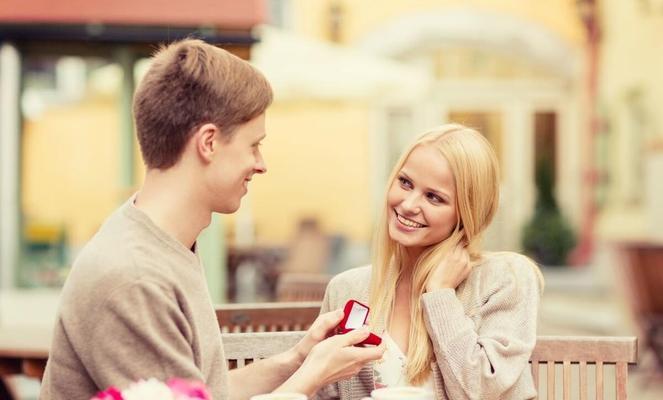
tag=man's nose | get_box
[255,152,267,174]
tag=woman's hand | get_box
[426,244,471,292]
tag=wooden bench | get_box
[215,302,321,333]
[531,336,637,399]
[222,332,638,399]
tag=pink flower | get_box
[92,387,123,400]
[167,378,212,400]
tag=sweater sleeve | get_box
[421,254,541,400]
[79,278,203,392]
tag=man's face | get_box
[207,113,267,213]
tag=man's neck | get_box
[134,169,211,250]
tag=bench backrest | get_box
[221,332,638,399]
[531,335,637,400]
[215,302,321,333]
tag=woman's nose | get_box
[400,192,421,214]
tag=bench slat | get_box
[579,360,587,400]
[563,360,571,400]
[596,361,604,400]
[616,362,627,400]
[547,361,555,400]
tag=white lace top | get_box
[373,332,435,390]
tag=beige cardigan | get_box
[315,252,541,400]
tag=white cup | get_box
[250,393,307,400]
[370,386,434,400]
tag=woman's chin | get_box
[388,230,419,248]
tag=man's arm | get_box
[228,343,305,399]
[80,280,206,392]
[228,309,342,399]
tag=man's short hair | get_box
[133,39,273,169]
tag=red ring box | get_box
[336,299,382,346]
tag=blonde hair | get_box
[368,124,507,384]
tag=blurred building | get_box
[2,0,662,300]
[0,0,266,300]
[596,0,663,243]
[246,0,663,264]
[248,0,589,258]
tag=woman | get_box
[318,124,543,400]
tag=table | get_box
[0,326,50,400]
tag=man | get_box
[40,39,384,400]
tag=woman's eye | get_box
[398,177,412,188]
[427,193,444,204]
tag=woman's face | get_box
[387,144,459,254]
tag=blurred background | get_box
[1,0,663,398]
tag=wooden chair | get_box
[221,332,638,399]
[215,302,321,333]
[275,273,331,302]
[531,336,637,399]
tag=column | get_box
[0,42,21,289]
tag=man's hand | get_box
[276,328,386,396]
[426,244,471,292]
[292,309,344,363]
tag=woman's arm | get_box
[423,253,541,400]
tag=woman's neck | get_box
[401,246,423,274]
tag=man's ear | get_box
[194,123,221,163]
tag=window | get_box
[18,54,137,287]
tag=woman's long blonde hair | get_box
[368,124,502,384]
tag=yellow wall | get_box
[595,0,663,240]
[22,96,372,248]
[246,100,373,243]
[600,0,663,133]
[293,0,585,46]
[22,96,122,247]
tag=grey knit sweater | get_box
[40,199,229,400]
[316,252,541,400]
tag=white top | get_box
[373,332,434,390]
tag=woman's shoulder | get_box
[473,251,543,291]
[328,265,372,287]
[325,265,372,302]
[476,251,536,269]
